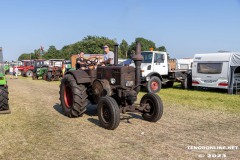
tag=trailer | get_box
[192,52,240,94]
[176,58,193,70]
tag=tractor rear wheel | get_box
[26,70,33,77]
[97,97,120,130]
[140,93,163,122]
[0,87,9,112]
[60,74,89,117]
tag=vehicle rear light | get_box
[192,80,199,84]
[218,82,228,86]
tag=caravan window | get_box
[197,63,222,74]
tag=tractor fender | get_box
[65,70,91,84]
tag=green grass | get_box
[140,83,240,113]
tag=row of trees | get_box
[18,36,167,61]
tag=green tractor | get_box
[4,62,10,75]
[0,47,10,114]
[32,60,48,80]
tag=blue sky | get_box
[1,0,240,61]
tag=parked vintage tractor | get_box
[45,59,64,81]
[14,60,34,77]
[59,43,163,130]
[0,47,10,114]
[4,62,10,75]
[32,60,49,80]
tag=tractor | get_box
[14,60,34,77]
[59,42,163,130]
[0,47,10,114]
[32,60,49,80]
[45,59,64,81]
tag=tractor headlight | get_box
[126,81,134,87]
[110,78,116,84]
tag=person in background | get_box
[9,66,13,79]
[76,52,86,70]
[14,66,18,79]
[102,45,114,65]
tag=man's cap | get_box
[103,45,109,48]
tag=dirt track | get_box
[0,77,239,160]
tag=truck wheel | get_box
[147,76,162,93]
[0,87,9,112]
[98,97,120,130]
[26,70,33,77]
[140,93,163,122]
[60,74,89,117]
[47,72,52,81]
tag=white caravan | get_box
[192,52,240,93]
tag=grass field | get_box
[0,76,239,160]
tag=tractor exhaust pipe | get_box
[132,42,143,93]
[114,43,118,65]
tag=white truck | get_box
[129,51,192,93]
[191,52,240,94]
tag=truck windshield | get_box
[141,52,153,63]
[197,63,222,74]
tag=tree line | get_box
[18,36,167,61]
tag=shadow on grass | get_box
[171,84,228,94]
[53,103,98,117]
[87,118,99,126]
[53,103,144,126]
[121,113,143,124]
[53,103,64,115]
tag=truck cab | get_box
[140,51,168,79]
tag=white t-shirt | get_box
[104,51,114,64]
[9,67,13,73]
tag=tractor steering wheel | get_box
[86,58,98,69]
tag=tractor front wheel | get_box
[140,93,163,122]
[0,87,9,113]
[97,97,120,130]
[60,74,89,117]
[32,73,37,80]
[47,72,52,81]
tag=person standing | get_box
[9,66,13,79]
[76,52,86,70]
[14,66,18,79]
[103,45,114,65]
